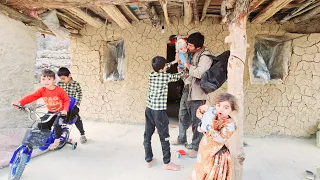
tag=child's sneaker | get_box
[49,139,60,150]
[80,135,87,144]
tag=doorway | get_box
[166,39,184,122]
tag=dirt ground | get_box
[0,121,320,180]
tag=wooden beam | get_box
[193,0,199,24]
[221,0,251,179]
[1,0,187,9]
[200,0,212,21]
[0,3,47,29]
[146,3,161,27]
[56,11,83,29]
[168,1,183,6]
[184,0,193,26]
[159,0,170,25]
[118,5,139,22]
[101,5,131,29]
[280,0,318,22]
[248,0,265,13]
[89,6,110,22]
[67,8,104,28]
[251,0,294,24]
[291,4,320,23]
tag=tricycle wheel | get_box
[8,150,28,180]
[72,142,77,150]
[55,129,70,150]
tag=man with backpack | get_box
[183,32,213,158]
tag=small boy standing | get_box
[15,69,70,150]
[57,67,87,143]
[143,56,183,171]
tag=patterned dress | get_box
[190,118,236,180]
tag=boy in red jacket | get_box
[14,69,70,150]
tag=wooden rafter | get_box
[168,1,183,6]
[280,0,319,22]
[248,0,265,13]
[118,5,139,22]
[159,0,170,25]
[291,3,320,23]
[89,6,110,22]
[146,3,160,27]
[193,0,199,24]
[67,8,104,28]
[200,0,212,21]
[0,0,180,9]
[101,5,131,29]
[251,0,294,24]
[58,9,87,24]
[184,0,193,26]
[0,3,47,29]
[56,11,83,29]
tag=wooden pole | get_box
[222,0,250,179]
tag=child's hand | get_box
[196,105,209,120]
[177,67,183,72]
[61,110,67,116]
[184,63,191,69]
[12,101,21,109]
[197,126,205,133]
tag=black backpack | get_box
[199,50,230,94]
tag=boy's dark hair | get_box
[187,32,204,48]
[152,56,166,72]
[41,69,56,79]
[57,67,71,76]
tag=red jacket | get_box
[19,86,70,113]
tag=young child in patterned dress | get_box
[190,93,238,180]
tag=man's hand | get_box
[61,110,67,116]
[184,63,191,69]
[196,104,209,120]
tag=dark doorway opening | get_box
[166,41,184,122]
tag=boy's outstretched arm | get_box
[18,88,43,106]
[76,82,83,106]
[168,69,185,83]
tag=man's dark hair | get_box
[152,56,166,72]
[187,32,204,48]
[57,67,71,76]
[41,69,56,79]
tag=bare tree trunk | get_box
[222,0,250,179]
[225,18,247,180]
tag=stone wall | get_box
[70,18,320,137]
[0,14,37,128]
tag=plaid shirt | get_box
[58,79,83,106]
[147,63,184,110]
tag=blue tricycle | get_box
[8,98,78,180]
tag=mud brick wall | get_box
[70,18,320,137]
[0,14,37,128]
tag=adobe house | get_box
[0,0,320,178]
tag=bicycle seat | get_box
[69,97,76,111]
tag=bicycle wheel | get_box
[8,150,28,180]
[55,128,70,150]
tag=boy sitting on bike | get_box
[14,69,70,150]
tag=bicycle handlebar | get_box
[12,104,61,123]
